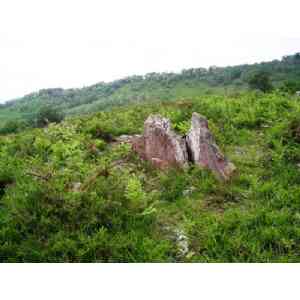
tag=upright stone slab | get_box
[186,112,236,181]
[132,115,188,169]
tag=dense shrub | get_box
[281,80,300,94]
[0,120,28,135]
[247,71,273,93]
[35,106,65,127]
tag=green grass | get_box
[1,91,300,262]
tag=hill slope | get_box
[1,91,300,262]
[1,53,300,127]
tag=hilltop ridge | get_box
[0,53,299,129]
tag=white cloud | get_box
[0,0,299,101]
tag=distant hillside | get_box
[1,53,300,127]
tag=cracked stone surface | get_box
[130,113,236,179]
[132,115,188,169]
[186,112,236,181]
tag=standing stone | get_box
[132,115,188,169]
[186,112,236,181]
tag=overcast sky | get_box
[0,0,299,102]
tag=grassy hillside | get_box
[1,91,300,262]
[1,53,300,130]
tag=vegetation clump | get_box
[35,105,65,128]
[247,71,273,93]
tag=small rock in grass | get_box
[183,186,196,197]
[72,182,82,192]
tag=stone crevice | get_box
[131,113,236,181]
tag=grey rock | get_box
[186,112,236,181]
[115,134,141,144]
[72,182,82,192]
[182,186,196,197]
[132,115,188,169]
[173,228,189,257]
